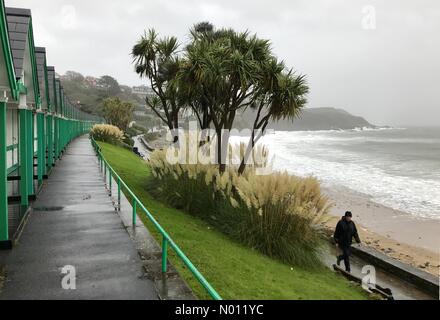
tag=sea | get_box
[233,127,440,220]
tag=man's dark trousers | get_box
[338,246,351,272]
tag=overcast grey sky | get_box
[7,0,440,126]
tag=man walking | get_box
[334,211,361,272]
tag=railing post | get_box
[108,166,112,196]
[19,108,29,207]
[162,237,168,273]
[0,101,8,243]
[117,179,121,211]
[103,161,107,184]
[27,111,34,196]
[132,198,137,226]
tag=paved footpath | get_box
[0,136,158,299]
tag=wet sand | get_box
[323,185,440,276]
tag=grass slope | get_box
[98,141,368,300]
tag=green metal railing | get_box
[90,138,222,300]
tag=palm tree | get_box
[238,68,309,174]
[179,24,276,172]
[132,29,182,142]
[133,24,308,173]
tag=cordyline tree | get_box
[177,22,214,140]
[133,23,308,173]
[178,22,309,173]
[237,65,308,174]
[102,97,134,131]
[132,29,182,142]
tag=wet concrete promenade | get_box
[0,136,158,299]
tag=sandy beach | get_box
[323,185,440,276]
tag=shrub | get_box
[125,126,139,138]
[144,131,161,142]
[123,133,135,147]
[90,124,124,145]
[132,123,149,135]
[101,97,134,132]
[147,149,330,268]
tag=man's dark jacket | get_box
[334,216,361,247]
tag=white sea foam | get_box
[230,129,440,220]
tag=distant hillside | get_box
[60,71,376,131]
[60,71,145,117]
[235,107,375,131]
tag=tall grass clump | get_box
[147,149,330,269]
[90,124,124,145]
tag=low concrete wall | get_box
[350,244,439,298]
[139,136,155,152]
